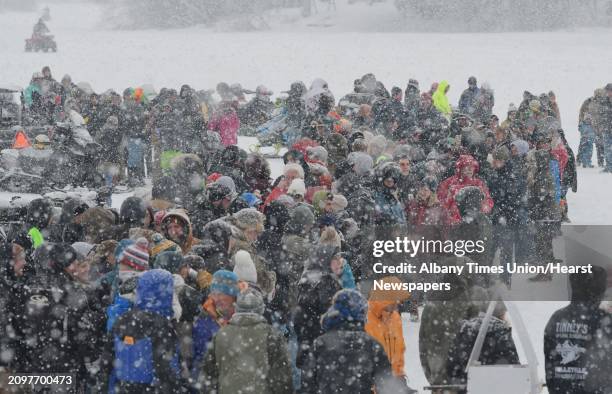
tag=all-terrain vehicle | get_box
[25,34,57,52]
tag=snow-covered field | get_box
[1,1,611,392]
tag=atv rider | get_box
[32,18,50,40]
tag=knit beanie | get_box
[120,237,149,271]
[232,250,258,284]
[492,146,511,162]
[287,179,307,197]
[232,208,265,233]
[306,146,328,164]
[210,269,239,298]
[235,288,265,315]
[150,233,180,260]
[112,238,131,261]
[321,289,368,332]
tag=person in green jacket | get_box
[23,73,43,108]
[432,80,452,117]
[200,288,293,394]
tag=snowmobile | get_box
[0,188,105,242]
[0,123,103,193]
[25,34,57,52]
[249,105,297,158]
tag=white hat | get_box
[233,250,257,284]
[287,179,306,197]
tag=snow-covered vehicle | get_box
[25,34,57,52]
[0,188,104,239]
[0,87,47,150]
[250,105,299,157]
[0,123,103,193]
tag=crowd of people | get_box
[1,67,611,393]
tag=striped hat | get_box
[120,237,150,271]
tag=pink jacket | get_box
[209,106,239,147]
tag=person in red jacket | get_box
[437,154,493,225]
[208,101,239,147]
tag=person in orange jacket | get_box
[365,276,410,378]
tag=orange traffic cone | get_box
[12,130,32,149]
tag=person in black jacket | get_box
[301,289,408,394]
[488,146,520,286]
[544,266,610,394]
[24,243,103,388]
[0,241,33,372]
[293,245,343,370]
[101,269,189,393]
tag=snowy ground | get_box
[2,2,612,392]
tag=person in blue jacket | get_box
[100,269,188,393]
[190,270,239,380]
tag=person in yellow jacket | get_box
[432,80,452,117]
[365,276,410,377]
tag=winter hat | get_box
[492,146,511,162]
[418,176,439,192]
[154,251,184,274]
[207,183,232,202]
[283,163,305,179]
[368,135,387,158]
[319,227,342,248]
[120,237,150,271]
[287,205,315,234]
[235,288,265,315]
[92,240,118,263]
[507,103,518,113]
[275,194,296,209]
[529,100,542,113]
[207,172,223,183]
[321,289,368,332]
[232,250,258,284]
[150,233,180,259]
[347,152,373,175]
[332,195,348,211]
[511,139,530,156]
[306,146,328,164]
[120,197,146,227]
[216,176,237,195]
[71,242,94,261]
[114,239,134,262]
[408,79,419,89]
[182,254,204,270]
[49,243,78,272]
[393,144,412,161]
[210,269,239,298]
[287,178,307,198]
[369,276,411,302]
[232,208,265,233]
